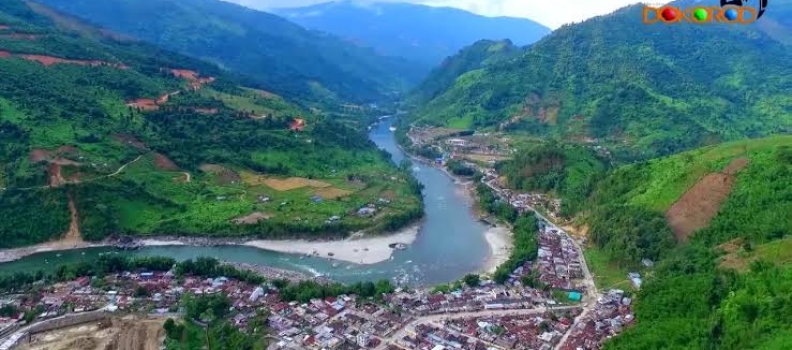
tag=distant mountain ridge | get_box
[34,0,426,105]
[273,1,550,64]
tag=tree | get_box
[463,274,480,287]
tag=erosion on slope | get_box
[0,0,423,248]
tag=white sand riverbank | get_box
[481,225,514,274]
[244,223,420,265]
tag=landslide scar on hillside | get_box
[665,157,750,242]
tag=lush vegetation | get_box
[0,0,423,247]
[476,182,517,223]
[492,215,539,283]
[604,245,792,350]
[585,136,792,265]
[36,0,424,106]
[165,294,268,350]
[499,142,608,216]
[409,4,792,160]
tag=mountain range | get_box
[273,1,550,65]
[33,0,427,106]
[409,1,792,160]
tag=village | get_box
[0,127,636,350]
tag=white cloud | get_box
[224,0,645,29]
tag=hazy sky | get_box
[225,0,646,29]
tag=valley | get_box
[0,0,791,350]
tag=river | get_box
[0,119,491,286]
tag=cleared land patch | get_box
[264,177,332,191]
[719,237,792,271]
[200,164,241,184]
[232,211,273,225]
[314,186,353,199]
[665,158,751,242]
[153,153,179,171]
[18,317,164,350]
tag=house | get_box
[357,207,377,217]
[311,195,324,204]
[290,118,306,132]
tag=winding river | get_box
[0,119,491,286]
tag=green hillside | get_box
[409,39,520,104]
[410,3,792,160]
[0,0,422,248]
[579,136,792,350]
[586,135,792,265]
[35,0,425,106]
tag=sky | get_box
[225,0,646,29]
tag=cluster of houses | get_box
[535,227,585,290]
[440,311,582,350]
[559,290,635,350]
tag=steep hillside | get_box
[273,1,549,65]
[585,136,792,265]
[411,4,792,160]
[410,39,520,104]
[34,0,425,105]
[597,138,792,350]
[0,0,422,248]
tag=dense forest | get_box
[498,142,608,216]
[0,0,423,247]
[408,3,792,160]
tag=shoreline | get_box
[0,222,422,265]
[401,143,514,276]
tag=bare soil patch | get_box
[19,317,164,350]
[240,171,269,186]
[126,98,159,111]
[264,177,332,191]
[113,134,147,150]
[195,107,218,114]
[723,157,750,175]
[154,153,179,171]
[314,187,353,199]
[0,25,8,30]
[665,157,752,242]
[0,50,10,57]
[18,54,126,68]
[200,164,240,184]
[665,173,735,242]
[232,211,273,225]
[170,69,215,89]
[30,148,52,163]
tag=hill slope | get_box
[585,136,792,265]
[273,1,549,65]
[0,0,422,248]
[410,39,520,105]
[410,3,792,160]
[595,136,792,350]
[34,0,425,105]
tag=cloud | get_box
[222,0,646,28]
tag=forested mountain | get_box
[410,2,792,160]
[410,39,520,104]
[593,136,792,350]
[33,0,425,105]
[0,0,422,248]
[273,1,549,65]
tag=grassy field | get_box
[719,236,792,271]
[583,247,634,290]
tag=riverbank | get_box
[400,143,515,276]
[0,222,422,265]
